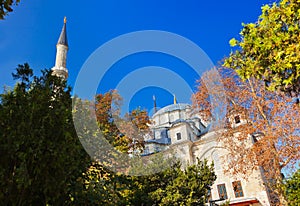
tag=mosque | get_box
[142,102,271,206]
[52,19,271,206]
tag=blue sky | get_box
[0,0,272,114]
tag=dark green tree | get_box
[0,63,90,205]
[224,0,300,97]
[0,0,20,19]
[70,161,132,206]
[128,157,216,206]
[149,159,216,206]
[285,169,300,206]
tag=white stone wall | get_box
[170,141,193,167]
[192,134,270,205]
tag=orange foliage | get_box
[193,67,300,204]
[94,90,149,154]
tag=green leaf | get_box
[229,38,238,47]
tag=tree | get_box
[94,91,130,153]
[225,0,300,97]
[94,92,150,155]
[148,158,216,206]
[0,0,20,19]
[0,63,90,205]
[120,107,151,155]
[127,107,151,131]
[72,92,153,205]
[193,67,300,205]
[70,161,133,206]
[285,169,300,206]
[127,156,216,206]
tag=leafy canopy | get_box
[285,169,300,206]
[225,0,300,97]
[127,157,216,206]
[0,63,90,205]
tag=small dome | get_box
[153,103,190,117]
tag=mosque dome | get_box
[152,103,191,117]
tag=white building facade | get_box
[143,103,271,206]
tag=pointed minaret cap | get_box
[57,17,68,47]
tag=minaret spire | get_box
[52,17,69,79]
[153,95,157,113]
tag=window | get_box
[217,184,228,199]
[252,135,258,143]
[232,181,244,198]
[234,115,241,124]
[176,132,181,140]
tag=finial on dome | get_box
[64,16,67,24]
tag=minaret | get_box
[153,95,157,113]
[52,17,68,79]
